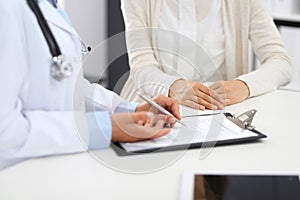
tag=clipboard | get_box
[112,109,267,156]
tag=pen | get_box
[137,92,186,126]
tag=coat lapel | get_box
[38,0,75,35]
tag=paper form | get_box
[120,114,257,153]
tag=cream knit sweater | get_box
[120,0,292,102]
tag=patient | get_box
[120,0,292,110]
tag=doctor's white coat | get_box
[0,0,125,169]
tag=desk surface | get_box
[1,90,300,200]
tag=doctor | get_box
[0,0,181,170]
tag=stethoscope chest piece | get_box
[51,55,73,81]
[27,0,75,82]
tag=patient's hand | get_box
[209,80,250,106]
[169,79,224,110]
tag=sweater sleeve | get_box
[237,0,292,97]
[121,0,183,97]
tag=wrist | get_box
[169,79,186,98]
[86,112,112,150]
[110,116,118,142]
[235,80,250,98]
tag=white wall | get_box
[280,27,300,90]
[270,0,300,91]
[253,0,300,91]
[269,0,300,15]
[61,0,108,85]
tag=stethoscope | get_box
[27,0,91,81]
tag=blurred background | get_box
[60,0,300,93]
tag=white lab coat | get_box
[0,0,125,168]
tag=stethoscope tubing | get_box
[27,0,62,57]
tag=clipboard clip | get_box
[226,109,257,130]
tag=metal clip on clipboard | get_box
[226,109,257,130]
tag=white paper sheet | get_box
[120,114,257,152]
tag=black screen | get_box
[194,175,300,200]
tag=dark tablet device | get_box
[179,172,300,200]
[192,175,300,200]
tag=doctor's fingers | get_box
[111,112,154,130]
[143,114,176,128]
[111,113,169,142]
[127,112,175,127]
[120,120,170,142]
[126,112,155,124]
[137,120,171,140]
[152,96,181,120]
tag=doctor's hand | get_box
[111,112,171,143]
[209,80,250,106]
[136,95,181,127]
[169,79,224,110]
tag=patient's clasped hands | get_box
[169,79,250,110]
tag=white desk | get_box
[1,90,300,200]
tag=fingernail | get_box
[169,117,176,123]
